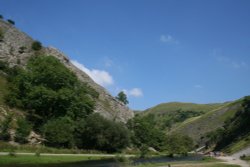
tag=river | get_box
[1,154,204,167]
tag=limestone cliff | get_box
[0,19,134,123]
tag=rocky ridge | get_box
[0,19,134,123]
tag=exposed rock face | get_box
[0,20,134,123]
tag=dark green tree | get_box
[31,41,42,51]
[81,113,130,152]
[5,55,96,129]
[163,134,194,155]
[116,91,129,105]
[127,114,166,151]
[7,19,15,25]
[42,117,75,148]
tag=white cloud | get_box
[160,34,179,44]
[71,60,114,87]
[123,88,143,97]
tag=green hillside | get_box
[170,98,250,151]
[141,102,225,130]
[171,101,238,142]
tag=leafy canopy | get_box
[5,55,97,128]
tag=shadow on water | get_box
[2,154,204,167]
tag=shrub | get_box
[0,28,4,41]
[0,15,3,19]
[7,19,15,25]
[80,113,130,152]
[0,60,8,71]
[15,118,32,144]
[18,46,27,54]
[42,117,75,148]
[31,41,42,51]
[0,114,13,141]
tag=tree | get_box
[116,91,129,105]
[31,41,42,51]
[163,134,194,155]
[7,19,15,25]
[5,55,96,129]
[80,113,130,152]
[127,114,166,151]
[42,117,75,148]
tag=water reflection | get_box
[2,154,203,167]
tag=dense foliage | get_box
[79,113,130,152]
[15,118,32,144]
[127,114,194,154]
[5,56,96,128]
[127,114,165,151]
[164,134,194,155]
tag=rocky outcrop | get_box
[0,20,134,123]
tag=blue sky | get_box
[1,0,250,110]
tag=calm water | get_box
[2,154,204,167]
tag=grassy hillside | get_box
[171,99,244,145]
[140,102,225,130]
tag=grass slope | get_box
[171,100,242,144]
[140,102,225,130]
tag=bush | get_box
[0,114,13,141]
[7,19,15,25]
[15,118,32,144]
[31,41,42,51]
[80,113,130,152]
[0,15,3,19]
[42,117,75,148]
[18,46,27,54]
[0,28,4,41]
[0,60,8,71]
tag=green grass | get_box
[0,141,103,154]
[0,155,105,165]
[143,102,224,115]
[171,101,240,142]
[223,133,250,154]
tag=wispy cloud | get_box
[212,49,248,69]
[123,88,143,97]
[160,34,179,44]
[103,57,113,68]
[216,55,248,69]
[71,60,114,87]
